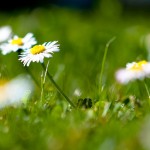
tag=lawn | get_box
[0,0,150,150]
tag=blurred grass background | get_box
[1,0,150,149]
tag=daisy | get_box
[115,60,150,84]
[0,25,12,43]
[0,32,37,55]
[19,41,59,66]
[19,41,76,108]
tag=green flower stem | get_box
[41,62,76,108]
[143,79,150,106]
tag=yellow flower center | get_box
[130,60,148,71]
[11,38,23,45]
[30,45,45,54]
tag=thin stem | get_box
[143,80,150,106]
[99,37,116,92]
[41,62,76,108]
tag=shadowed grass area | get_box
[0,1,150,149]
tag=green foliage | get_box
[0,1,150,149]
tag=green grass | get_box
[1,1,150,149]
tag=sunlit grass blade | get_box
[40,60,49,103]
[99,36,116,92]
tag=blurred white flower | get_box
[19,41,59,66]
[115,60,150,84]
[0,25,12,43]
[0,74,34,108]
[0,32,37,55]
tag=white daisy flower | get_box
[0,25,12,43]
[0,74,34,109]
[19,41,59,66]
[0,32,37,55]
[115,60,150,84]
